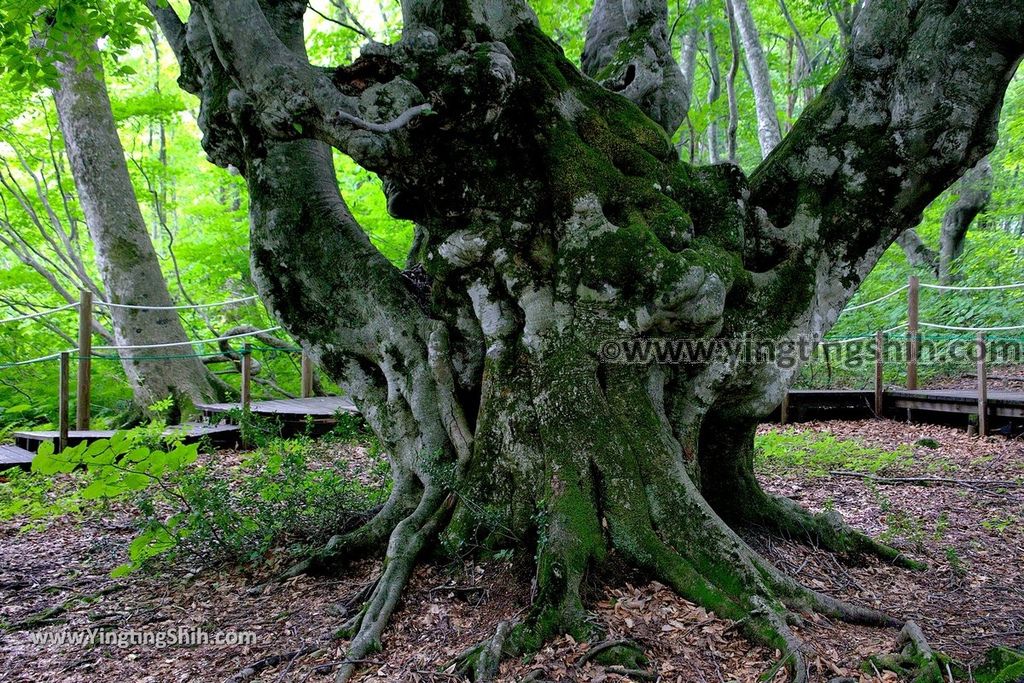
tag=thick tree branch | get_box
[744,0,1023,343]
[582,0,691,134]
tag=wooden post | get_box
[906,275,920,390]
[58,351,70,453]
[241,343,252,413]
[779,392,790,425]
[75,289,92,429]
[874,330,884,417]
[977,332,988,437]
[300,351,314,399]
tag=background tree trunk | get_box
[730,0,782,156]
[705,29,722,163]
[896,229,938,272]
[724,0,741,162]
[52,43,221,413]
[939,158,993,283]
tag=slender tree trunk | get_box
[939,158,993,283]
[678,0,700,99]
[725,0,740,162]
[705,29,722,163]
[730,0,782,156]
[52,42,221,413]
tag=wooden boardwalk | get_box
[0,444,35,468]
[781,388,1024,425]
[4,387,1021,469]
[0,423,241,469]
[197,396,357,422]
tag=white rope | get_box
[842,285,910,311]
[920,282,1024,292]
[822,323,908,345]
[92,326,283,351]
[0,302,79,325]
[0,352,64,368]
[919,321,1024,332]
[94,295,259,311]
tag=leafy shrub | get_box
[158,437,387,567]
[29,429,387,575]
[0,465,85,525]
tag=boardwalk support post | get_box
[977,332,988,437]
[58,351,70,453]
[76,289,92,430]
[907,275,919,390]
[241,343,252,413]
[300,351,314,398]
[874,330,884,417]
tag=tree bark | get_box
[150,0,1024,679]
[52,41,221,413]
[730,0,782,156]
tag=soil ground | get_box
[1,418,1021,682]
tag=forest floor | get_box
[0,419,1022,682]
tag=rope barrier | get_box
[0,352,64,369]
[88,344,301,361]
[91,326,283,352]
[0,302,79,325]
[93,295,259,311]
[919,321,1024,332]
[89,350,234,361]
[842,285,910,311]
[821,324,908,345]
[919,282,1024,292]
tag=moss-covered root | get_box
[866,620,949,683]
[334,488,448,683]
[757,492,926,570]
[870,624,1024,683]
[452,620,512,682]
[750,597,812,683]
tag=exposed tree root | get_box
[281,475,421,579]
[453,620,512,682]
[751,491,926,570]
[696,418,924,570]
[334,488,450,683]
[314,374,919,683]
[225,645,319,683]
[865,620,952,682]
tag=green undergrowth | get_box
[754,428,912,476]
[1,415,388,576]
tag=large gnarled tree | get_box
[148,0,1022,680]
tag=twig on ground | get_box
[830,470,1023,490]
[226,645,319,683]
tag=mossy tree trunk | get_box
[151,0,1023,679]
